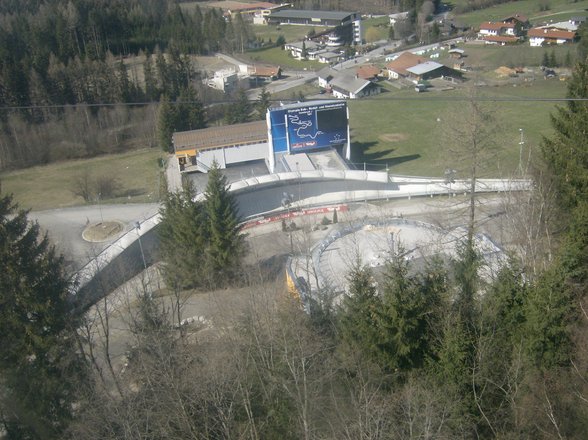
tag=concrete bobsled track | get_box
[71,171,531,308]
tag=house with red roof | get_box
[479,21,517,36]
[482,35,520,45]
[501,14,530,29]
[478,13,528,41]
[356,64,381,81]
[528,28,577,46]
[386,52,426,79]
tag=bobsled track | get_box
[70,170,531,309]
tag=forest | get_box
[0,0,454,170]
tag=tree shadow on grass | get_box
[351,142,421,171]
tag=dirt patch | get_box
[379,133,409,143]
[82,221,124,242]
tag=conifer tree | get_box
[549,50,558,68]
[204,162,245,285]
[377,255,437,371]
[0,190,85,438]
[255,86,271,120]
[158,182,209,290]
[143,52,159,101]
[176,85,206,131]
[542,59,588,209]
[157,94,177,153]
[225,88,251,124]
[339,263,382,357]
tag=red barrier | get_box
[242,204,348,230]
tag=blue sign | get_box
[286,102,347,152]
[269,108,288,153]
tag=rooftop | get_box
[268,9,357,21]
[329,74,371,95]
[528,28,577,39]
[173,120,267,152]
[406,61,444,75]
[386,52,426,75]
[482,35,520,43]
[479,21,515,30]
[356,64,381,80]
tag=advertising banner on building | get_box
[286,101,348,152]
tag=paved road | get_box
[30,203,160,273]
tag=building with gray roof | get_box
[267,9,362,44]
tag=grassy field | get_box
[363,16,391,42]
[244,46,323,70]
[348,79,567,177]
[1,149,166,211]
[445,43,579,70]
[251,24,328,45]
[453,0,588,26]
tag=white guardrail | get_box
[72,173,532,295]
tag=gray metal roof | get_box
[406,61,444,75]
[285,40,321,50]
[329,75,371,95]
[317,66,338,79]
[274,99,342,110]
[269,9,356,21]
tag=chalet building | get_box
[329,75,380,99]
[478,14,529,40]
[501,14,530,30]
[284,40,321,59]
[317,66,338,88]
[528,28,577,46]
[479,21,518,37]
[356,64,381,81]
[482,35,520,45]
[386,52,426,79]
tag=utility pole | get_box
[518,128,525,175]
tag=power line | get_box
[1,95,587,112]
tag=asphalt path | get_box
[30,203,159,273]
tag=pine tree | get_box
[176,85,206,131]
[549,50,558,68]
[255,86,271,120]
[339,262,382,357]
[116,58,132,103]
[542,51,550,67]
[143,52,159,101]
[377,255,436,371]
[542,59,588,209]
[225,88,251,124]
[0,190,86,438]
[204,162,245,285]
[158,182,208,290]
[157,94,177,153]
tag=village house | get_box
[317,66,338,88]
[483,35,520,45]
[478,13,528,44]
[284,40,322,59]
[405,61,462,83]
[386,52,426,79]
[528,28,577,46]
[356,64,381,81]
[329,74,380,99]
[206,68,239,93]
